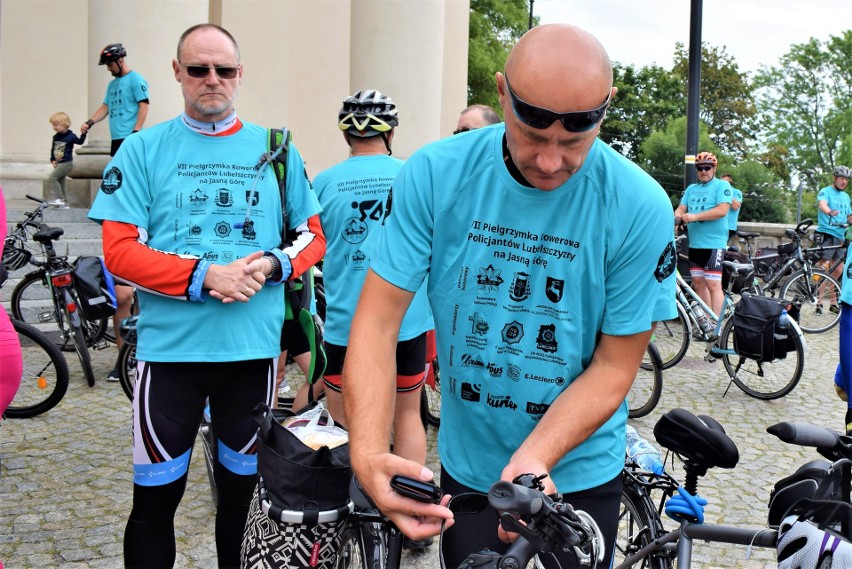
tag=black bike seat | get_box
[349,477,377,511]
[33,226,63,243]
[653,408,739,469]
[736,231,761,239]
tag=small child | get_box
[47,112,87,208]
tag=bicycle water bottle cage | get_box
[653,408,739,470]
[33,226,64,243]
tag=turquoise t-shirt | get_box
[817,185,851,240]
[727,187,743,231]
[313,155,433,345]
[104,70,149,140]
[88,117,321,362]
[842,244,852,305]
[367,126,676,493]
[681,177,733,249]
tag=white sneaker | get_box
[48,199,69,209]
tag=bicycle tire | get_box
[650,302,690,370]
[118,343,136,401]
[336,526,368,569]
[719,316,804,400]
[424,357,441,427]
[780,269,842,333]
[10,271,108,351]
[5,319,70,418]
[615,477,672,569]
[70,313,96,387]
[628,343,663,419]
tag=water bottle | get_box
[625,425,665,475]
[691,300,711,333]
[774,309,790,343]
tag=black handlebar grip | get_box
[767,422,841,448]
[488,481,545,517]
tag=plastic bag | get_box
[281,402,348,450]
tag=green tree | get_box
[723,161,789,224]
[753,31,852,188]
[467,0,531,110]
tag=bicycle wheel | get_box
[780,269,842,333]
[70,313,96,387]
[118,343,137,401]
[423,357,441,427]
[5,319,70,418]
[628,344,663,419]
[10,271,108,351]
[615,478,672,569]
[719,317,804,399]
[650,302,689,370]
[336,526,367,569]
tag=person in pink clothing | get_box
[0,186,23,418]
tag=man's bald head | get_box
[504,24,612,113]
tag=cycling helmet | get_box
[834,166,852,179]
[338,90,399,137]
[777,514,852,569]
[99,43,127,65]
[695,152,718,166]
[2,237,31,271]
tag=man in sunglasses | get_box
[674,152,733,321]
[88,24,324,568]
[454,104,501,135]
[344,23,675,568]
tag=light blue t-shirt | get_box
[817,185,851,240]
[842,244,852,305]
[367,125,676,493]
[313,154,433,345]
[727,187,743,231]
[104,70,149,140]
[88,116,321,362]
[681,177,733,248]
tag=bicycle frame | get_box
[675,273,735,360]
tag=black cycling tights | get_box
[439,467,622,569]
[124,468,256,568]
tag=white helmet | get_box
[777,515,852,569]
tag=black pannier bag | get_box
[721,249,753,294]
[732,293,787,362]
[767,460,834,528]
[72,256,117,320]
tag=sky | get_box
[534,0,851,74]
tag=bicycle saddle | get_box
[653,408,739,469]
[33,226,63,243]
[736,231,760,239]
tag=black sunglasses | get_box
[505,75,610,132]
[179,62,239,80]
[696,165,714,172]
[453,127,471,135]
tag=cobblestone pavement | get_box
[0,327,844,568]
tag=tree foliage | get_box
[467,0,531,110]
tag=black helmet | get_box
[338,90,399,137]
[99,43,127,65]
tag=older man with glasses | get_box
[343,23,676,568]
[674,152,733,322]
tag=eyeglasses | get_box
[178,62,239,79]
[696,165,714,172]
[453,127,471,135]
[504,75,610,132]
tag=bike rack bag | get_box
[733,293,788,362]
[72,256,117,320]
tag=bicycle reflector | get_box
[51,273,73,287]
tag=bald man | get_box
[454,103,501,134]
[343,24,676,566]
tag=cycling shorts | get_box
[280,318,310,357]
[688,247,724,280]
[323,332,427,393]
[816,233,846,261]
[130,359,274,486]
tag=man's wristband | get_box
[85,119,95,127]
[263,254,281,280]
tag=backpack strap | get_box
[267,127,291,245]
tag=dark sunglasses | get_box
[505,75,610,132]
[696,165,714,172]
[179,62,239,79]
[453,127,471,135]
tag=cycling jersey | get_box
[727,186,743,231]
[681,177,733,249]
[313,154,433,346]
[817,185,852,240]
[104,70,149,140]
[367,126,676,494]
[88,116,322,362]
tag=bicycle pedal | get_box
[93,340,111,350]
[704,354,716,363]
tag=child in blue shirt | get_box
[47,112,86,208]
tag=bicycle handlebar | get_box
[767,422,841,448]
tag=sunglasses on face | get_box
[179,62,239,79]
[453,127,471,135]
[504,75,610,132]
[696,165,714,172]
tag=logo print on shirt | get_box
[342,218,368,244]
[189,223,202,236]
[509,272,530,301]
[526,402,549,418]
[506,364,521,381]
[536,324,557,353]
[460,383,481,402]
[241,220,257,240]
[655,241,677,282]
[215,189,233,207]
[502,321,524,344]
[245,190,259,206]
[486,394,517,410]
[214,221,232,238]
[477,265,504,292]
[101,167,123,194]
[189,189,209,204]
[545,277,564,303]
[469,312,489,335]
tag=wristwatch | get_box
[263,254,280,280]
[85,119,95,127]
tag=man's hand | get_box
[497,457,554,543]
[353,451,453,541]
[205,250,266,303]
